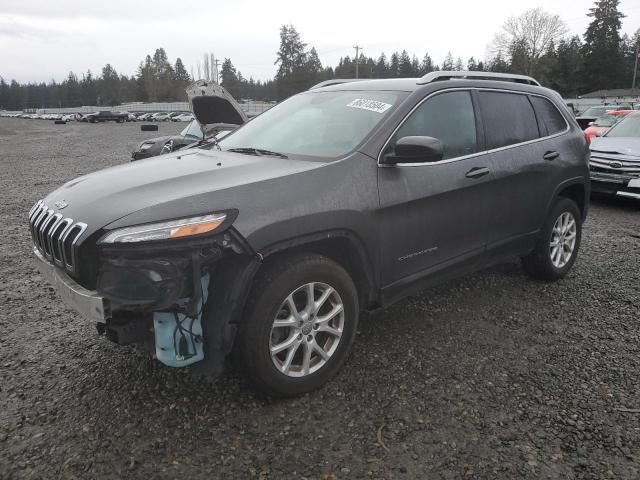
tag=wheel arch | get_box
[549,177,589,222]
[259,230,379,310]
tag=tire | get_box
[236,253,359,397]
[140,124,158,132]
[522,197,582,281]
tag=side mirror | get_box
[382,136,444,164]
[588,121,595,126]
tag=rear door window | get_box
[477,91,539,149]
[529,96,568,136]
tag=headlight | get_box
[140,142,154,151]
[99,213,227,244]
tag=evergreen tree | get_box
[0,77,9,109]
[220,58,241,98]
[454,57,464,71]
[389,52,400,77]
[375,53,389,78]
[442,52,454,70]
[581,0,626,91]
[99,64,120,105]
[81,70,97,105]
[420,53,435,74]
[304,47,324,85]
[274,24,308,99]
[173,58,191,100]
[399,50,413,76]
[509,39,530,74]
[467,57,478,71]
[621,29,640,90]
[487,52,510,72]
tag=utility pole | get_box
[213,57,221,84]
[632,44,639,93]
[353,44,361,79]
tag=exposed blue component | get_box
[153,274,209,367]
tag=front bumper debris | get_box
[153,274,209,367]
[33,247,110,323]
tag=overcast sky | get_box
[1,0,639,84]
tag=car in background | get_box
[167,112,184,121]
[61,114,76,123]
[576,105,636,129]
[132,82,247,161]
[150,112,171,122]
[173,113,194,122]
[119,111,137,122]
[583,110,634,144]
[131,120,204,160]
[589,111,640,201]
[84,111,128,123]
[137,113,154,121]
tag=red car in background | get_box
[584,110,634,144]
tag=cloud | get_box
[0,16,73,40]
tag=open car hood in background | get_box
[186,80,248,136]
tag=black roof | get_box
[314,77,557,100]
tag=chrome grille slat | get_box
[590,153,640,162]
[37,210,55,251]
[53,219,73,265]
[590,156,640,178]
[45,214,63,259]
[27,200,88,275]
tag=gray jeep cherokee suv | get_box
[29,72,589,397]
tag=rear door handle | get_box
[465,166,490,179]
[543,150,559,161]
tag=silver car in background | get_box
[589,112,640,201]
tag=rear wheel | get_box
[236,253,359,397]
[522,197,582,280]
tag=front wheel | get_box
[236,253,359,397]
[522,197,582,281]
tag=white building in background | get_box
[36,100,275,117]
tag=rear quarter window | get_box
[530,96,568,136]
[477,91,539,150]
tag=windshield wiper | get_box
[227,147,288,159]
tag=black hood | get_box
[186,80,248,135]
[42,150,321,239]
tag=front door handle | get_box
[465,166,490,179]
[543,150,560,161]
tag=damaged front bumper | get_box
[33,247,110,323]
[33,229,260,373]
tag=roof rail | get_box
[309,79,365,90]
[417,71,541,87]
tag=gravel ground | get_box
[1,118,639,480]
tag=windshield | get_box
[582,107,609,117]
[593,114,619,127]
[605,113,640,138]
[180,120,203,139]
[219,90,406,159]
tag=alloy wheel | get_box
[549,211,577,268]
[269,282,344,377]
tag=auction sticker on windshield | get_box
[346,98,392,114]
